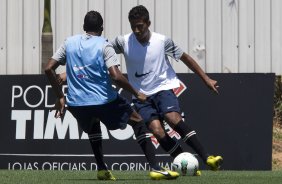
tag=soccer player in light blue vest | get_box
[45,11,179,180]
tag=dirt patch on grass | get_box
[273,124,282,170]
[273,141,282,169]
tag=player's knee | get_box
[151,126,166,139]
[165,113,182,127]
[129,111,143,122]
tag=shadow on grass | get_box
[63,178,151,181]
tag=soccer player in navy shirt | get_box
[45,10,179,180]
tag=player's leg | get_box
[88,118,108,170]
[128,111,179,179]
[101,95,159,171]
[68,106,115,180]
[158,90,223,170]
[104,96,160,170]
[147,119,183,158]
[165,111,210,161]
[127,111,160,171]
[165,112,223,170]
[133,96,183,158]
[88,119,116,180]
[127,104,179,179]
[132,97,184,179]
[100,95,178,179]
[145,119,185,179]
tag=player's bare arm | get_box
[108,65,146,102]
[180,52,219,94]
[45,58,66,118]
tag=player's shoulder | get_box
[67,34,83,40]
[101,37,114,51]
[65,34,86,45]
[114,33,135,46]
[103,39,112,47]
[123,33,133,41]
[151,32,166,41]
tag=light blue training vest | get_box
[65,34,117,106]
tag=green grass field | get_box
[1,170,282,184]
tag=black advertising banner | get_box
[0,74,275,170]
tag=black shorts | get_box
[68,95,133,132]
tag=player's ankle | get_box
[151,165,162,171]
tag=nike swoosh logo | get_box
[167,106,174,109]
[135,71,151,78]
[73,64,91,72]
[153,170,171,176]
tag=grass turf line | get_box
[0,170,282,184]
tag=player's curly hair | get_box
[128,5,150,22]
[83,11,103,32]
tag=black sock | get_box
[88,122,107,170]
[174,120,209,162]
[132,121,161,170]
[158,133,183,158]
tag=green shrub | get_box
[274,76,282,126]
[42,0,52,33]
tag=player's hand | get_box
[54,97,66,118]
[56,73,67,85]
[136,91,147,102]
[206,78,219,94]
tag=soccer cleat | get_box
[150,167,180,180]
[194,170,201,176]
[206,155,223,171]
[97,170,116,181]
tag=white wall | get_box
[1,0,282,75]
[0,0,44,74]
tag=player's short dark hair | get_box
[83,11,103,32]
[128,5,150,22]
